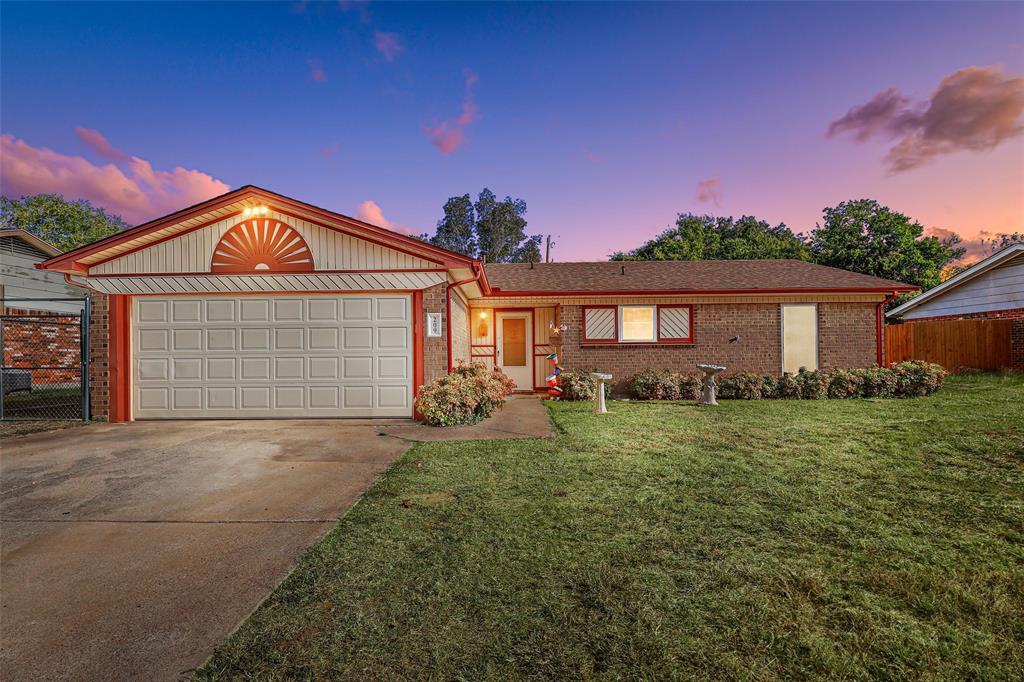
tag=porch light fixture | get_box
[242,205,270,217]
[477,310,489,338]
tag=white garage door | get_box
[132,294,412,419]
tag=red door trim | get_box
[108,294,132,423]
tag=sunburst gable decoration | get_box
[210,219,314,273]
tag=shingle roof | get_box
[484,260,915,293]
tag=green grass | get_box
[198,375,1024,681]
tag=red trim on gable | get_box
[88,268,448,278]
[40,186,478,272]
[489,286,918,297]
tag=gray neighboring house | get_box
[0,229,85,314]
[887,243,1024,370]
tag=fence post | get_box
[0,316,5,421]
[82,299,91,421]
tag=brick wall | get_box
[1,310,81,385]
[89,293,110,419]
[903,308,1024,369]
[818,302,878,369]
[423,283,448,384]
[559,301,878,394]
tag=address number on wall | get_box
[426,312,443,337]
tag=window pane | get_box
[502,318,527,366]
[621,306,655,341]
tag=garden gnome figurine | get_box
[696,364,726,406]
[591,372,612,413]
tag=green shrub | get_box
[557,369,597,401]
[415,361,516,426]
[676,374,702,400]
[625,363,946,402]
[630,370,682,400]
[893,360,946,396]
[727,372,770,400]
[854,367,899,398]
[795,369,829,400]
[825,369,860,398]
[776,373,802,399]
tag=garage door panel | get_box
[207,328,236,350]
[172,300,202,322]
[133,294,412,418]
[342,298,372,320]
[274,298,304,321]
[206,299,235,322]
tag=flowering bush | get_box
[853,367,899,398]
[827,369,863,399]
[625,362,945,402]
[630,370,681,400]
[893,360,946,397]
[795,369,829,400]
[630,371,702,400]
[414,361,516,426]
[719,372,770,400]
[557,370,597,401]
[677,374,702,401]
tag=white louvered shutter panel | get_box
[584,307,616,341]
[658,307,691,340]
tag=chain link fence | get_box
[1,298,90,421]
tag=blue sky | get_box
[2,1,1022,260]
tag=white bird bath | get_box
[590,372,612,414]
[696,364,726,406]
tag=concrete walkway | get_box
[0,396,553,681]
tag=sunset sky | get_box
[2,1,1022,262]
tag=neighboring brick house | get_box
[1,229,88,390]
[887,244,1024,369]
[39,186,915,421]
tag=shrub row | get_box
[628,361,945,401]
[414,361,516,426]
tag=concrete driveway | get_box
[0,420,412,681]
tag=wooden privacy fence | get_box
[885,319,1013,371]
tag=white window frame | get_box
[618,305,657,343]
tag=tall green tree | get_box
[610,214,810,261]
[426,189,541,262]
[808,199,964,291]
[1,194,127,251]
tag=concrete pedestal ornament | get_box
[591,372,612,413]
[696,364,726,406]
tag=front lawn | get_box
[198,374,1024,680]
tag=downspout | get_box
[446,262,484,372]
[876,290,901,367]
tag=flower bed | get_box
[628,361,945,401]
[414,361,516,426]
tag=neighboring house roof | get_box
[484,259,916,295]
[0,228,62,258]
[887,243,1024,319]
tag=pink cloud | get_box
[696,177,722,206]
[354,199,416,235]
[320,143,340,158]
[375,32,404,62]
[1,132,230,225]
[827,65,1024,172]
[423,70,479,155]
[926,226,1021,265]
[308,58,327,82]
[74,126,131,162]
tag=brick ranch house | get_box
[38,186,915,421]
[887,243,1023,369]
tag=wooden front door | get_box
[495,311,533,390]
